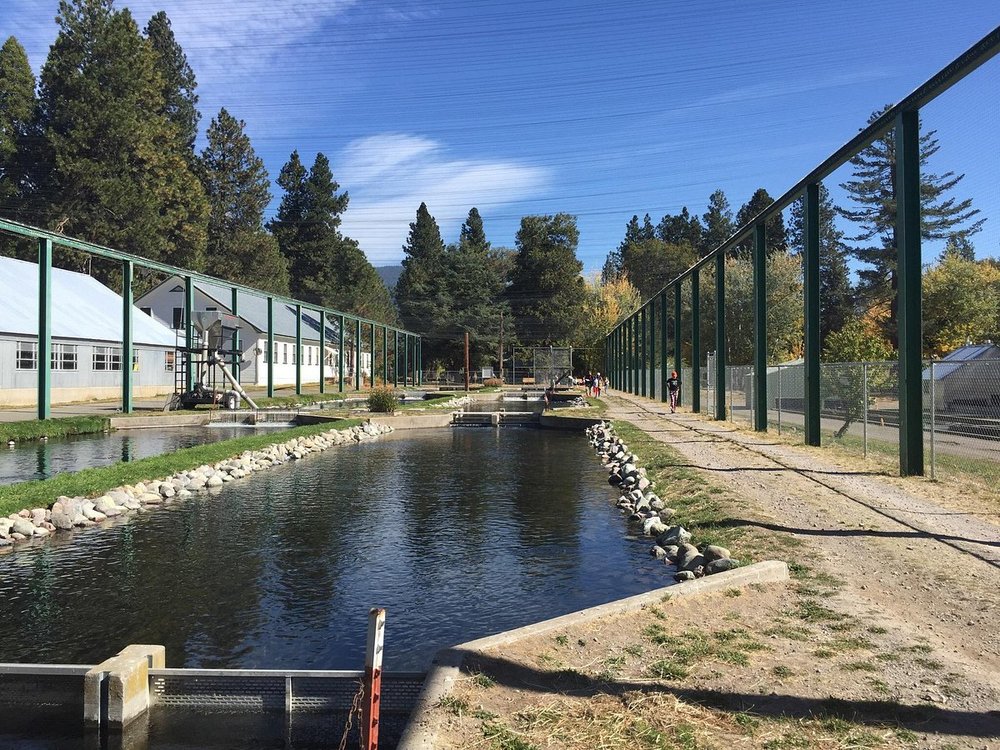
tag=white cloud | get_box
[337,134,549,264]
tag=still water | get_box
[0,425,274,485]
[0,427,661,671]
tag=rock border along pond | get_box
[0,421,393,553]
[587,421,741,580]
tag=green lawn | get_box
[0,416,111,444]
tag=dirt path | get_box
[421,393,1000,749]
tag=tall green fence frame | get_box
[606,26,1000,477]
[0,218,420,418]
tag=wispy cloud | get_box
[337,134,549,264]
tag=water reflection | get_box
[0,428,662,671]
[0,425,265,485]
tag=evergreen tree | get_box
[838,105,984,344]
[37,0,207,273]
[0,36,38,260]
[701,189,734,256]
[602,213,654,283]
[657,207,703,250]
[622,238,695,301]
[507,213,585,346]
[788,183,854,346]
[200,107,287,292]
[734,187,788,257]
[395,202,451,363]
[0,37,35,218]
[441,207,508,368]
[144,11,199,154]
[270,151,394,321]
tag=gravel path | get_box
[607,392,1000,715]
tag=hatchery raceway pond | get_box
[0,411,672,748]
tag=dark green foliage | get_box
[144,11,199,154]
[657,206,703,250]
[0,36,37,259]
[838,106,984,344]
[788,183,854,345]
[701,189,735,256]
[200,107,288,293]
[623,238,696,301]
[734,187,788,257]
[439,208,509,367]
[602,213,653,282]
[395,202,451,362]
[36,0,208,274]
[269,151,394,321]
[507,213,586,346]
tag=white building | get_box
[0,256,176,407]
[136,276,371,387]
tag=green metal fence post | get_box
[417,337,422,386]
[403,334,410,387]
[691,270,701,413]
[295,304,302,395]
[370,323,376,386]
[715,251,726,420]
[122,259,133,413]
[382,326,388,385]
[338,315,346,393]
[319,310,326,394]
[639,306,647,397]
[674,284,682,406]
[896,109,925,476]
[393,330,399,387]
[37,237,52,420]
[628,316,635,394]
[648,303,656,398]
[659,290,668,403]
[355,318,362,390]
[266,295,275,398]
[803,183,821,446]
[231,288,240,384]
[185,276,195,393]
[634,313,641,395]
[753,223,768,431]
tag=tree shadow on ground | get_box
[453,649,1000,739]
[709,517,1000,548]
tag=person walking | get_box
[666,370,681,413]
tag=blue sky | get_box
[3,0,998,275]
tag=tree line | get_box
[600,106,995,365]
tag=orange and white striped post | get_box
[361,607,385,750]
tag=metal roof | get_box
[923,343,1000,380]
[143,276,345,343]
[0,256,176,347]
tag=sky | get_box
[2,0,998,276]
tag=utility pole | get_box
[464,332,471,392]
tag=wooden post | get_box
[362,608,385,750]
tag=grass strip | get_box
[0,418,363,517]
[0,416,111,444]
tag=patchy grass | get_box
[0,415,110,444]
[0,419,363,517]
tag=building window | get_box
[272,343,278,364]
[165,351,175,371]
[52,343,78,371]
[93,346,122,371]
[292,345,297,365]
[172,307,184,330]
[283,343,288,364]
[132,348,140,371]
[15,341,37,370]
[307,347,312,366]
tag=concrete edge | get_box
[111,413,212,429]
[396,560,789,750]
[538,413,605,430]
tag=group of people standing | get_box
[584,372,607,397]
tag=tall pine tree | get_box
[144,11,199,154]
[838,105,984,345]
[734,187,788,257]
[507,213,585,346]
[199,107,288,292]
[701,189,734,256]
[395,202,451,363]
[0,35,37,252]
[441,207,508,367]
[37,0,207,273]
[788,183,853,348]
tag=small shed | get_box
[0,256,176,406]
[923,343,1000,413]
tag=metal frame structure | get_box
[0,218,420,418]
[605,25,1000,476]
